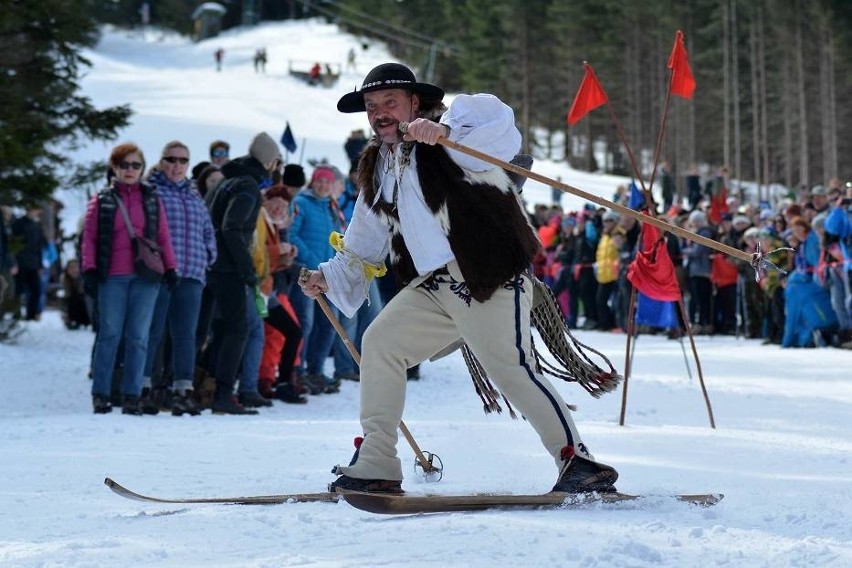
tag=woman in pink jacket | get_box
[81,143,177,415]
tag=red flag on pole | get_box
[627,220,681,301]
[567,63,608,125]
[667,30,696,99]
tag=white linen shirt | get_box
[320,93,522,317]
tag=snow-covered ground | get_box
[2,20,850,568]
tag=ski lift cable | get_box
[297,0,458,56]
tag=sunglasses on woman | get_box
[162,156,189,164]
[118,161,143,170]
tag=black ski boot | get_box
[329,475,403,494]
[552,447,618,493]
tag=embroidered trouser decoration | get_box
[337,261,594,482]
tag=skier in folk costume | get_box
[299,63,620,494]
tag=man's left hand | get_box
[298,268,329,299]
[402,119,449,145]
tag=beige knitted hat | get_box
[248,132,282,168]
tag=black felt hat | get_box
[337,63,444,113]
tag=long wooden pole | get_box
[676,299,716,428]
[435,136,756,267]
[311,289,440,474]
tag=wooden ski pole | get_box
[303,269,440,474]
[431,133,756,267]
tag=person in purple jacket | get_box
[142,141,217,416]
[82,143,177,415]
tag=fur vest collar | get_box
[359,140,540,302]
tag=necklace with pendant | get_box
[390,142,414,213]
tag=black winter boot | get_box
[212,395,259,415]
[139,388,160,415]
[92,394,112,414]
[171,390,202,416]
[238,391,273,408]
[121,395,143,416]
[275,383,307,404]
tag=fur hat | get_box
[281,164,306,187]
[337,63,444,113]
[248,132,282,168]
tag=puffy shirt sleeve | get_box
[440,93,522,171]
[319,191,391,318]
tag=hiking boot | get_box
[92,394,112,414]
[212,396,259,415]
[275,383,308,404]
[139,388,160,415]
[238,391,273,408]
[121,395,143,416]
[552,452,618,494]
[328,474,403,494]
[302,373,329,395]
[172,390,202,416]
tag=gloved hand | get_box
[164,269,179,291]
[83,269,99,298]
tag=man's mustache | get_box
[372,118,398,129]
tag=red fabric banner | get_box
[567,63,608,125]
[667,30,696,99]
[627,221,682,301]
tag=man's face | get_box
[210,145,229,166]
[364,89,418,145]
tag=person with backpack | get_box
[204,132,282,415]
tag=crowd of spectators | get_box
[535,171,851,350]
[0,133,415,416]
[2,146,849,416]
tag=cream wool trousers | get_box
[335,261,593,482]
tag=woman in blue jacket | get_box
[782,216,837,347]
[288,166,345,393]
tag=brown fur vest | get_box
[358,140,541,303]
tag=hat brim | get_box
[337,82,445,113]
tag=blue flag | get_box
[280,122,297,153]
[628,180,645,210]
[635,292,678,329]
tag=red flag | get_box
[667,30,696,99]
[567,63,608,125]
[627,220,681,301]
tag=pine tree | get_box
[0,0,132,206]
